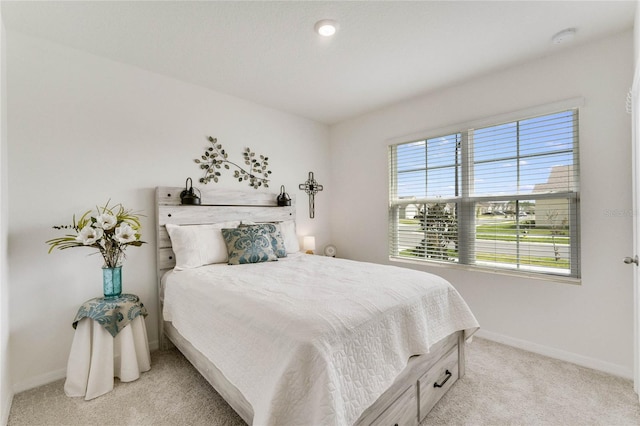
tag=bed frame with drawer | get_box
[155,186,467,426]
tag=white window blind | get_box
[389,108,580,278]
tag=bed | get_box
[156,186,479,426]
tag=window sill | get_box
[389,256,582,285]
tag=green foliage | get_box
[194,136,272,189]
[46,201,145,267]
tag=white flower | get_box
[95,213,117,230]
[115,223,137,244]
[75,225,104,246]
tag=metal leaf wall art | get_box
[194,136,272,189]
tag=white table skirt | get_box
[64,315,151,400]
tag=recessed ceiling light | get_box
[551,28,576,45]
[315,19,338,37]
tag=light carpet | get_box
[7,338,640,425]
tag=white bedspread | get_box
[163,254,479,426]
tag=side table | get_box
[64,293,151,400]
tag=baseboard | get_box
[12,339,160,395]
[476,329,634,380]
[1,389,12,426]
[12,366,66,395]
[149,339,159,352]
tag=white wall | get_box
[6,31,331,392]
[636,0,640,67]
[632,0,640,394]
[330,31,635,377]
[0,11,11,426]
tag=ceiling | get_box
[1,1,636,125]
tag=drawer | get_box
[418,345,459,422]
[370,385,418,426]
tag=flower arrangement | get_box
[46,201,145,268]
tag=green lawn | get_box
[475,252,570,269]
[398,218,570,268]
[399,249,569,269]
[400,219,569,245]
[475,233,568,245]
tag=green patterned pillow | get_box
[221,227,278,265]
[238,223,287,258]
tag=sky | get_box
[395,110,576,199]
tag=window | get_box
[389,107,580,278]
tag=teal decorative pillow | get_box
[221,227,278,265]
[238,223,287,258]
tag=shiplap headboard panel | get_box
[155,186,295,273]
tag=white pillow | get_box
[278,220,300,253]
[166,221,240,270]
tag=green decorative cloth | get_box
[72,294,147,338]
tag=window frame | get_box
[388,98,583,281]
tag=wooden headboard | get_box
[155,186,296,277]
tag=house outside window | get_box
[388,106,580,279]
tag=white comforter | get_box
[163,254,479,426]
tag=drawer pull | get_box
[433,369,452,388]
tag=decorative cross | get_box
[298,172,324,219]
